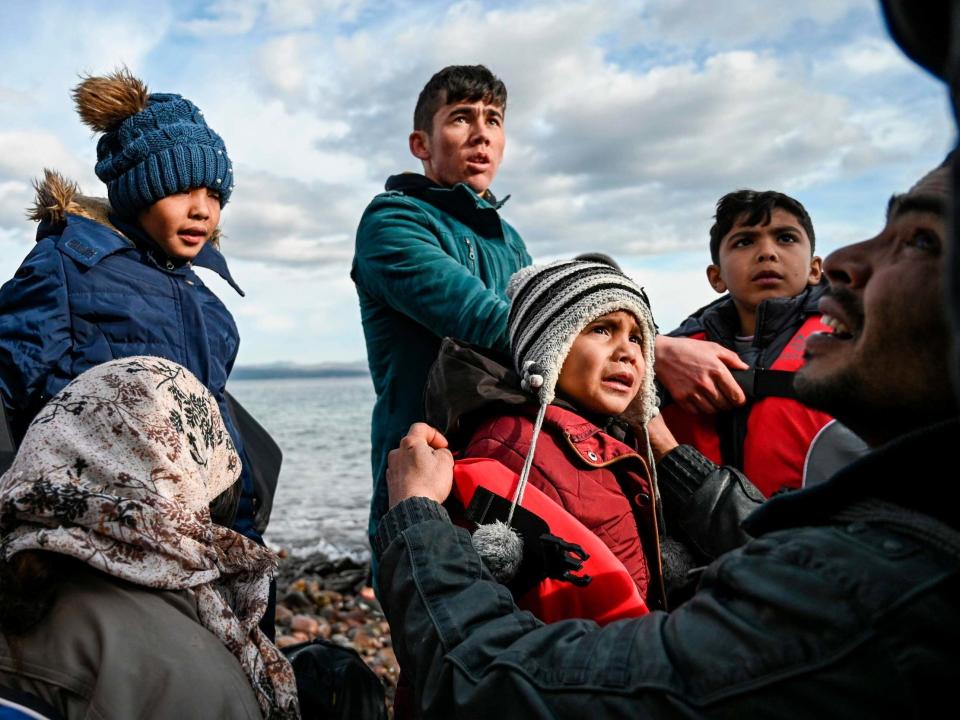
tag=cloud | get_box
[177,0,261,36]
[0,131,88,182]
[621,0,871,50]
[221,169,365,265]
[828,36,909,76]
[200,259,363,364]
[229,0,942,267]
[177,0,370,36]
[0,0,949,363]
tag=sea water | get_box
[227,375,375,560]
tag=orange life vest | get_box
[451,457,649,625]
[661,315,833,497]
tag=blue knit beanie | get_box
[73,70,234,217]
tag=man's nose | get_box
[470,119,490,145]
[824,239,872,289]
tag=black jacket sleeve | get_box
[656,444,765,561]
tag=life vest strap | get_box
[731,368,797,400]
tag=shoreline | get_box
[273,550,398,713]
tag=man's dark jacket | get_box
[375,418,960,718]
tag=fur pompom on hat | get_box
[72,68,234,217]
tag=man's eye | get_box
[907,229,941,253]
[590,326,609,335]
[629,335,642,344]
[487,117,501,126]
[731,237,752,248]
[778,234,799,243]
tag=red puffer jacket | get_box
[463,404,663,605]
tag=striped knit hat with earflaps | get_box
[471,258,659,583]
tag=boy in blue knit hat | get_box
[0,70,263,546]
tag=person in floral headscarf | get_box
[0,356,300,720]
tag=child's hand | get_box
[654,336,748,414]
[386,423,454,508]
[646,414,679,462]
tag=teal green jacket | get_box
[351,173,531,544]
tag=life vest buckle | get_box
[540,533,591,587]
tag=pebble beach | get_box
[272,551,398,714]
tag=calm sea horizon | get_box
[227,375,375,560]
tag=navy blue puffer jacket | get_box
[0,173,259,538]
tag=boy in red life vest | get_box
[661,190,864,496]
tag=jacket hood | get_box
[28,169,223,250]
[29,169,113,229]
[424,338,528,446]
[384,172,505,207]
[670,281,826,348]
[424,337,634,448]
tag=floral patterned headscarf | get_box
[0,356,299,719]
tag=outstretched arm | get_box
[654,335,748,414]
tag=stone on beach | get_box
[273,550,399,714]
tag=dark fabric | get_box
[657,444,763,560]
[375,417,960,718]
[283,639,387,720]
[668,282,825,359]
[352,173,530,551]
[224,390,283,536]
[881,0,960,405]
[424,338,526,446]
[0,404,14,477]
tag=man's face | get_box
[795,165,957,446]
[138,187,221,260]
[707,208,822,335]
[410,95,505,194]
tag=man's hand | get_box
[655,335,748,414]
[386,423,455,508]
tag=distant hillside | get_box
[231,362,369,380]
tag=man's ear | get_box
[409,131,431,161]
[808,255,824,285]
[706,264,726,294]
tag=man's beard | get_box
[795,360,957,448]
[794,363,865,432]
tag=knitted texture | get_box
[91,92,233,216]
[506,259,658,424]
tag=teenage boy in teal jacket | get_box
[351,65,531,556]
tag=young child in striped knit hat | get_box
[427,257,672,611]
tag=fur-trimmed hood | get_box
[28,169,113,229]
[28,169,222,249]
